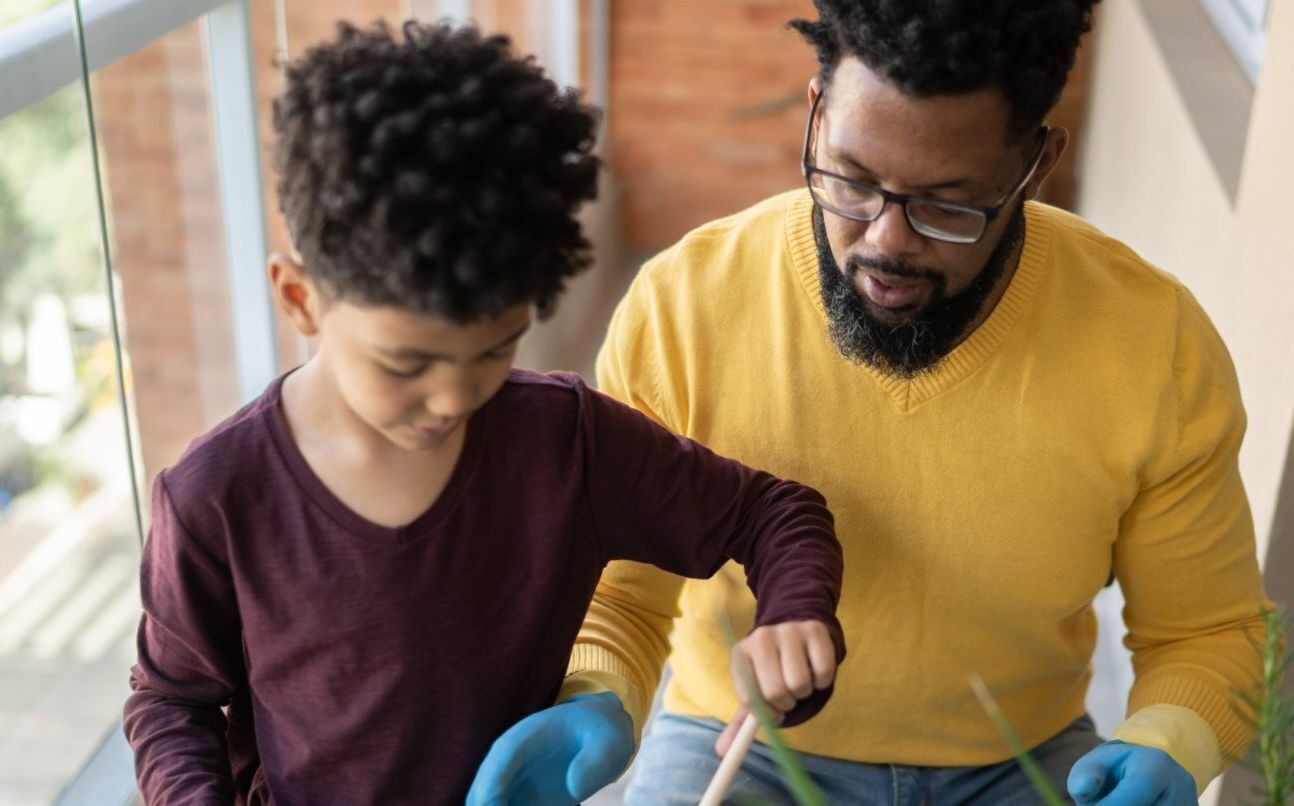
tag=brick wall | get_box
[95,20,237,483]
[96,1,1093,481]
[607,0,819,251]
[605,0,1095,252]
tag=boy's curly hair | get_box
[272,20,601,322]
[789,0,1099,142]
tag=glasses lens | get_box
[907,201,987,243]
[810,172,884,221]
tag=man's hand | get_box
[466,691,633,805]
[1068,740,1197,805]
[716,620,838,757]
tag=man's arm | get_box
[124,474,244,803]
[1108,289,1270,793]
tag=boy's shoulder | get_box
[490,368,632,436]
[491,368,589,418]
[157,378,285,510]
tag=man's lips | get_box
[859,271,926,309]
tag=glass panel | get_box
[0,0,64,29]
[0,68,141,806]
[2,1,287,798]
[91,15,246,483]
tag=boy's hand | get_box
[716,620,837,757]
[466,691,632,806]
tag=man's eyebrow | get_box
[828,148,992,194]
[374,323,531,361]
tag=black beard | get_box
[813,203,1026,378]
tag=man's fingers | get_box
[566,739,629,801]
[1067,744,1122,803]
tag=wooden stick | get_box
[698,713,760,806]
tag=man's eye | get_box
[918,203,976,222]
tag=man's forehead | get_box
[825,57,1013,145]
[821,57,1017,189]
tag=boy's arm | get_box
[579,379,845,727]
[124,474,245,803]
[564,284,690,733]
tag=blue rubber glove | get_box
[1068,740,1198,805]
[466,692,633,806]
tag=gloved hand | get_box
[1067,740,1198,805]
[466,691,633,806]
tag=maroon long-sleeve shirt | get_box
[124,369,844,804]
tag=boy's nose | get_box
[427,374,476,419]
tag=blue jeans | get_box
[623,711,1102,805]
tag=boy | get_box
[123,20,845,805]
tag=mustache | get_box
[844,254,946,293]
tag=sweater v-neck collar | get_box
[786,190,1051,412]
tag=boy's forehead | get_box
[331,300,531,352]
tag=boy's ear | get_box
[268,252,323,337]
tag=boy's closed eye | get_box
[378,345,519,378]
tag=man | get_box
[471,0,1270,802]
[556,1,1270,803]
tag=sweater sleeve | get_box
[1113,288,1270,782]
[123,473,245,804]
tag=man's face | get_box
[809,57,1053,375]
[316,301,532,451]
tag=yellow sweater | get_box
[565,190,1271,789]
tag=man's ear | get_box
[1026,127,1071,200]
[268,252,323,337]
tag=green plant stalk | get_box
[741,674,826,806]
[969,673,1066,806]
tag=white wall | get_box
[1078,0,1294,563]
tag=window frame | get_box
[1198,0,1270,82]
[1,1,277,799]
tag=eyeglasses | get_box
[801,92,1049,245]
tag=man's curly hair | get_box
[789,0,1099,142]
[272,20,600,322]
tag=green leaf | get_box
[969,673,1066,806]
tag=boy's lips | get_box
[414,421,458,439]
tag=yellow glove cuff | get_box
[557,669,646,748]
[1112,703,1222,795]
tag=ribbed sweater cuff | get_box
[563,646,649,744]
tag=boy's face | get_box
[316,299,531,452]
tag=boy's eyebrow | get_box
[376,323,531,362]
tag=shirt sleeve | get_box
[1114,288,1271,779]
[569,276,846,730]
[123,473,245,804]
[567,284,690,733]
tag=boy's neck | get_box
[279,356,469,528]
